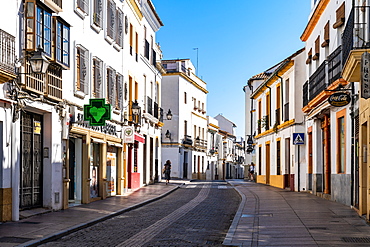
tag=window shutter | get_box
[116,8,124,47]
[116,74,123,109]
[107,68,116,106]
[79,47,88,94]
[313,36,320,60]
[94,59,102,98]
[77,0,89,14]
[107,0,116,39]
[25,0,36,51]
[306,48,312,64]
[333,2,345,29]
[94,0,103,27]
[322,21,330,47]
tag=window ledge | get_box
[105,36,114,45]
[321,40,329,48]
[333,18,345,29]
[312,53,320,60]
[74,8,88,20]
[91,23,102,34]
[113,43,122,51]
[74,90,86,99]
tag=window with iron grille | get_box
[107,0,116,40]
[93,57,103,98]
[76,45,89,95]
[106,67,116,106]
[77,0,89,15]
[93,0,103,27]
[116,73,123,109]
[116,8,124,47]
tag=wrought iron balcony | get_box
[327,45,342,85]
[303,81,308,107]
[154,102,159,119]
[0,29,15,76]
[183,135,193,145]
[194,137,207,149]
[159,107,163,122]
[308,61,326,102]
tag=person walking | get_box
[163,160,171,185]
[249,162,255,181]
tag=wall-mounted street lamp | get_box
[132,100,140,116]
[165,130,171,139]
[166,109,172,120]
[8,46,51,122]
[29,46,50,74]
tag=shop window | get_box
[336,109,346,173]
[76,45,89,96]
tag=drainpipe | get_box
[277,75,284,123]
[350,81,355,206]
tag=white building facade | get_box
[161,59,208,179]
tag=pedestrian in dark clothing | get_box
[163,160,171,184]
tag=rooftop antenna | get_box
[193,48,199,76]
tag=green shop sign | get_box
[84,98,111,126]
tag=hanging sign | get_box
[123,126,134,143]
[328,92,351,107]
[361,52,370,99]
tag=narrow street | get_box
[39,181,240,247]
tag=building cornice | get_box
[192,112,207,120]
[128,0,143,22]
[164,72,208,94]
[301,0,330,41]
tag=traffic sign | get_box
[84,98,111,126]
[293,133,305,145]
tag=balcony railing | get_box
[327,45,342,85]
[342,7,354,64]
[284,102,289,122]
[154,101,159,119]
[183,135,193,145]
[25,63,62,101]
[144,40,150,60]
[147,96,153,115]
[159,107,163,122]
[194,138,207,149]
[303,81,308,107]
[0,29,15,76]
[309,61,327,101]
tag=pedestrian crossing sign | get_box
[293,133,305,145]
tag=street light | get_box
[166,109,172,120]
[29,46,50,74]
[165,130,171,139]
[132,100,140,116]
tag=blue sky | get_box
[154,1,311,138]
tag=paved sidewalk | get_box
[225,179,370,246]
[0,180,186,247]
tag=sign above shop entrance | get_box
[84,99,111,126]
[328,92,351,107]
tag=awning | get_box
[134,133,145,143]
[91,138,105,144]
[108,141,123,148]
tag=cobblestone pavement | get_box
[40,181,241,247]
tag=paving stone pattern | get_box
[40,182,240,247]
